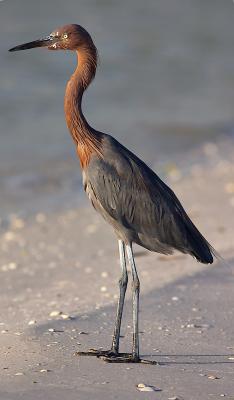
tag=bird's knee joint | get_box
[132,279,140,292]
[119,274,128,289]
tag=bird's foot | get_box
[75,348,125,358]
[99,354,158,365]
[76,349,159,365]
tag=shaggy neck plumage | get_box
[64,43,102,150]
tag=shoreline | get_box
[1,131,234,220]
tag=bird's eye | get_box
[63,33,68,39]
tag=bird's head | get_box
[9,24,93,52]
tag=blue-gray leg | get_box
[126,243,140,360]
[111,239,128,353]
[76,241,157,363]
[101,243,158,363]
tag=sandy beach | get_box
[0,138,233,400]
[1,1,234,398]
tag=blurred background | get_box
[0,0,234,217]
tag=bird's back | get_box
[84,134,213,264]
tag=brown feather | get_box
[64,37,103,169]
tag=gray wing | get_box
[85,135,213,262]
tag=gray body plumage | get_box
[83,134,213,264]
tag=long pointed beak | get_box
[9,36,54,52]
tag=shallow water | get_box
[0,0,234,216]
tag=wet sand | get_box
[0,139,233,400]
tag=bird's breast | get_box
[77,143,92,169]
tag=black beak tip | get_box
[8,38,51,53]
[8,44,26,52]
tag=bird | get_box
[9,24,215,364]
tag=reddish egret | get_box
[9,24,214,364]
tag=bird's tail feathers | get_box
[209,245,231,268]
[186,222,229,267]
[185,228,212,264]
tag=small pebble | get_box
[100,286,107,292]
[194,323,211,329]
[168,397,183,400]
[208,375,221,380]
[137,386,154,392]
[28,320,37,326]
[15,372,24,376]
[1,262,18,272]
[40,369,50,373]
[137,383,161,392]
[61,313,71,319]
[8,262,17,270]
[49,311,62,317]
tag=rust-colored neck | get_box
[64,44,102,168]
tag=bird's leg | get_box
[110,239,128,353]
[77,242,157,364]
[100,243,140,363]
[76,240,130,359]
[126,243,140,361]
[100,244,158,364]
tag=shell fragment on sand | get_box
[137,383,161,392]
[28,320,37,325]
